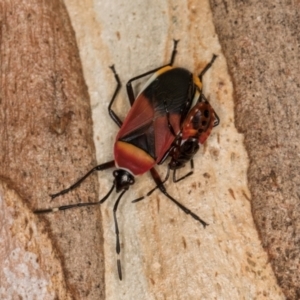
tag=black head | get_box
[113,169,135,192]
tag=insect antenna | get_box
[34,182,115,214]
[112,189,127,280]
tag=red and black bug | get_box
[133,58,219,199]
[34,40,219,280]
[160,94,220,183]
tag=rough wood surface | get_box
[0,181,72,299]
[209,1,300,299]
[0,1,104,299]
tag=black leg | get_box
[198,54,217,83]
[126,39,179,106]
[150,168,208,227]
[34,182,115,214]
[173,159,194,183]
[108,65,123,127]
[169,39,179,65]
[50,160,115,199]
[131,167,171,203]
[108,40,180,126]
[213,110,220,127]
[113,189,127,281]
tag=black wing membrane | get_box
[143,68,195,118]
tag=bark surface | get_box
[210,1,300,298]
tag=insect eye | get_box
[202,120,207,126]
[113,170,119,177]
[204,109,210,118]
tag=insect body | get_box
[114,66,197,182]
[164,95,219,182]
[34,40,219,280]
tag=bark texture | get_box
[210,1,300,299]
[0,1,104,299]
